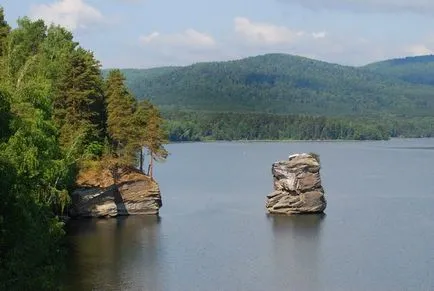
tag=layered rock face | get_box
[266,153,326,215]
[70,167,162,218]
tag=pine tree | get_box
[0,8,11,137]
[54,47,106,152]
[141,102,168,178]
[105,71,168,174]
[131,100,151,172]
[0,8,9,54]
[105,69,137,164]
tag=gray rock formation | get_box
[266,153,326,215]
[70,167,162,218]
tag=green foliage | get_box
[116,53,434,117]
[364,55,434,85]
[0,157,66,290]
[0,89,11,140]
[163,111,390,141]
[83,141,104,160]
[54,47,106,150]
[105,69,137,164]
[0,6,169,289]
[104,70,168,173]
[0,7,10,55]
[7,17,47,85]
[0,71,69,291]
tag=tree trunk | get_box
[139,148,144,172]
[149,151,154,179]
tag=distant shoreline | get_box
[168,137,431,144]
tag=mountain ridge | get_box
[103,53,434,117]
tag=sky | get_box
[2,0,434,68]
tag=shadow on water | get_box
[63,216,162,291]
[267,213,326,291]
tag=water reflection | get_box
[63,216,162,291]
[268,214,325,291]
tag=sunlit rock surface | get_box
[70,167,162,218]
[266,153,326,215]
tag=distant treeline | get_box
[163,111,434,142]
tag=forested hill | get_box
[364,55,434,86]
[102,66,179,84]
[107,53,434,117]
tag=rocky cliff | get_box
[266,153,326,215]
[70,166,162,218]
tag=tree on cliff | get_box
[142,102,168,178]
[105,70,168,174]
[104,69,137,165]
[132,100,168,177]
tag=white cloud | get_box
[140,32,160,43]
[231,18,430,66]
[234,17,306,45]
[312,32,326,39]
[277,0,434,14]
[407,44,434,56]
[115,18,434,68]
[131,29,218,68]
[139,29,216,48]
[30,0,103,31]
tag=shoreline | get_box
[167,137,430,144]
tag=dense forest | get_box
[163,111,388,141]
[364,55,434,86]
[163,111,434,141]
[104,54,434,142]
[0,8,166,290]
[114,53,434,116]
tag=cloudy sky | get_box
[2,0,434,68]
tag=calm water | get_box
[64,139,434,291]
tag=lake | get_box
[63,139,434,291]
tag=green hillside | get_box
[102,66,179,88]
[364,55,434,86]
[115,53,434,117]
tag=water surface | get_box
[64,139,434,291]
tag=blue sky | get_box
[2,0,434,68]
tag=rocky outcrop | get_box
[70,167,162,218]
[266,153,326,215]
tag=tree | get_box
[141,102,168,178]
[105,71,168,175]
[54,47,106,153]
[105,69,137,164]
[7,17,46,86]
[0,8,9,55]
[0,90,11,140]
[0,7,10,83]
[39,25,77,83]
[0,18,70,286]
[131,100,168,175]
[131,100,151,172]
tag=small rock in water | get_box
[266,153,326,215]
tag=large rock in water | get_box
[266,153,326,215]
[70,167,162,218]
